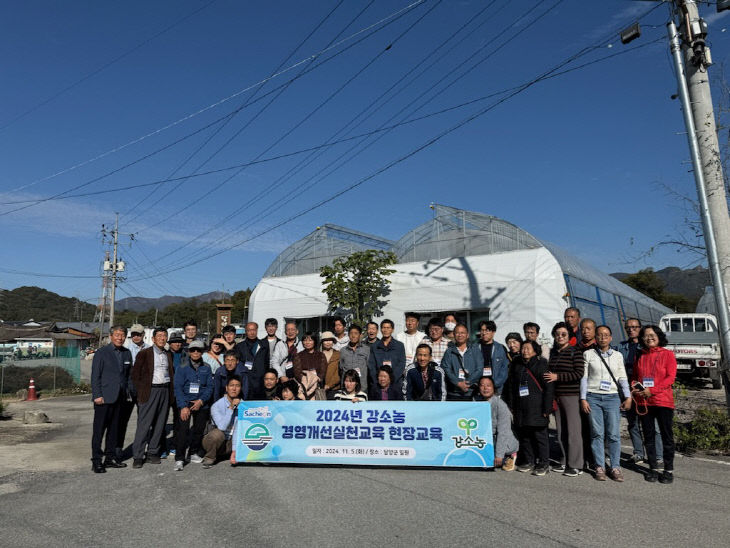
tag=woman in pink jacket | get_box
[632,325,677,484]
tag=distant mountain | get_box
[611,266,709,301]
[0,286,96,322]
[115,291,231,313]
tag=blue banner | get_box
[233,401,494,468]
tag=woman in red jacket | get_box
[632,325,677,484]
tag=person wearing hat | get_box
[173,339,213,470]
[128,324,149,363]
[164,330,184,458]
[167,331,185,371]
[320,331,341,399]
[115,323,148,462]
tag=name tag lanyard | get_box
[643,353,661,388]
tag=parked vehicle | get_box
[659,313,723,389]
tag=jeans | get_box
[586,392,621,469]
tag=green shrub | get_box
[674,408,730,454]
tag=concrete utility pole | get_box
[677,1,730,299]
[667,4,730,387]
[102,214,126,333]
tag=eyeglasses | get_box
[189,349,203,353]
[626,325,640,330]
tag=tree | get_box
[621,269,666,302]
[319,250,397,326]
[621,268,695,313]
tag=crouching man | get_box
[202,375,242,468]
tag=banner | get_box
[233,401,494,468]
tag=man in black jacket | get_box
[235,322,269,399]
[90,326,133,473]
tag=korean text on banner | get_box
[233,401,494,468]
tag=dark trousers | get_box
[132,387,169,460]
[116,397,136,458]
[640,406,675,472]
[175,406,210,459]
[518,425,549,466]
[555,395,584,470]
[581,411,593,467]
[91,394,122,463]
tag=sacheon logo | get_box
[242,424,273,451]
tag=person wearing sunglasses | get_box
[203,334,225,375]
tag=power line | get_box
[0,267,99,279]
[3,0,426,197]
[139,0,442,259]
[0,35,663,209]
[0,0,422,218]
[130,7,647,280]
[0,0,219,133]
[147,0,552,267]
[120,0,353,226]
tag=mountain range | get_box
[115,291,232,313]
[610,265,709,302]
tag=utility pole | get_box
[677,1,730,299]
[101,214,127,334]
[666,4,730,394]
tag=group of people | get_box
[90,308,677,484]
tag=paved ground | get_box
[1,395,728,547]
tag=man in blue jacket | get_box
[478,320,509,393]
[441,324,484,401]
[173,340,212,471]
[213,350,249,401]
[90,325,132,473]
[368,319,406,391]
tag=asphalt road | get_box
[1,395,728,547]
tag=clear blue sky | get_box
[1,0,728,304]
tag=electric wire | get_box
[120,0,352,225]
[140,0,442,260]
[0,0,219,133]
[147,0,553,266]
[4,0,425,196]
[0,0,422,217]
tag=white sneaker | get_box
[189,454,203,464]
[174,460,184,471]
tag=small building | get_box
[249,205,671,341]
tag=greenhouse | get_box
[249,204,671,341]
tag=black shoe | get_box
[103,459,127,469]
[132,458,144,469]
[645,469,659,483]
[146,455,161,464]
[92,462,106,474]
[658,470,674,484]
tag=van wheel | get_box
[712,378,722,389]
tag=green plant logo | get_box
[457,418,478,436]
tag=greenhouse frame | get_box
[249,204,671,342]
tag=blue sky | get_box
[1,0,729,304]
